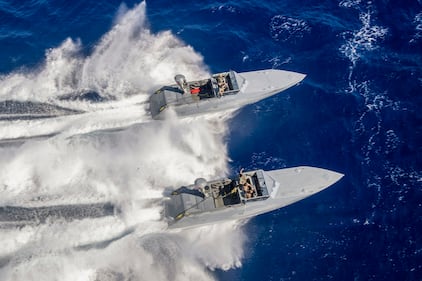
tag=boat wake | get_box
[0,0,210,142]
[0,2,246,280]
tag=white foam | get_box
[339,11,388,66]
[0,38,84,103]
[0,0,210,141]
[339,0,362,8]
[411,12,422,42]
[0,3,249,279]
[415,12,422,32]
[338,8,388,94]
[269,15,311,42]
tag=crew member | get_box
[239,169,255,199]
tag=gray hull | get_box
[150,69,306,119]
[164,166,343,229]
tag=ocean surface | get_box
[0,0,421,280]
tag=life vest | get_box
[190,87,200,94]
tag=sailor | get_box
[239,169,255,199]
[244,185,254,199]
[239,168,247,185]
[217,74,228,96]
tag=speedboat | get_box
[149,69,306,119]
[164,166,343,229]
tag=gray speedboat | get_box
[150,69,306,119]
[164,166,343,229]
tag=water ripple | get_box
[339,11,388,65]
[269,15,311,42]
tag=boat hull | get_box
[165,166,343,230]
[150,69,306,119]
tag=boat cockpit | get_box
[209,170,270,207]
[236,170,270,202]
[164,170,271,222]
[187,71,241,99]
[150,71,245,118]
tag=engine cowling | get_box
[174,74,188,94]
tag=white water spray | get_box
[0,1,210,140]
[0,2,245,280]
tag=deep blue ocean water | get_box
[0,0,421,280]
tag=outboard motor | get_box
[194,178,209,196]
[175,74,189,94]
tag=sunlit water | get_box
[1,0,421,280]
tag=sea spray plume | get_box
[0,1,209,107]
[1,228,236,281]
[182,221,247,271]
[0,38,83,102]
[0,116,245,280]
[0,1,248,279]
[0,118,228,207]
[79,2,209,100]
[0,1,210,140]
